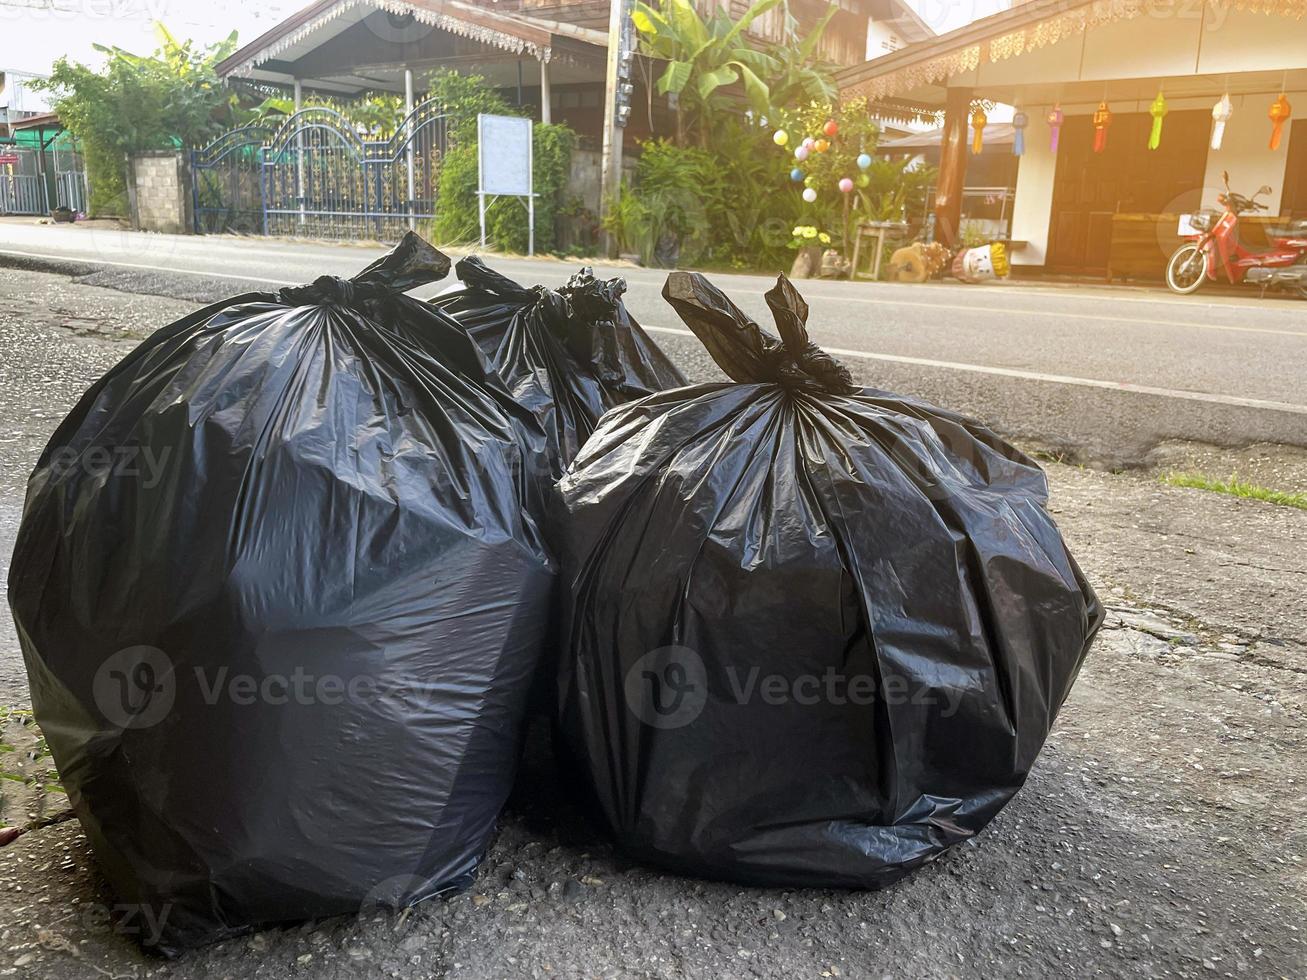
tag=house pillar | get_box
[540,59,552,124]
[599,0,630,257]
[294,78,305,226]
[405,67,416,231]
[935,86,972,249]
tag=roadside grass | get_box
[1159,472,1307,511]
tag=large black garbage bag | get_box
[552,272,1102,889]
[8,233,555,954]
[432,256,686,475]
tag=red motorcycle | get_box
[1166,171,1307,298]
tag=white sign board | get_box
[478,114,532,196]
[1176,213,1200,236]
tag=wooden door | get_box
[1046,109,1210,274]
[1281,120,1307,218]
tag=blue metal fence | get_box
[191,99,448,242]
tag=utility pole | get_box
[599,0,635,258]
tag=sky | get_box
[1,0,1009,86]
[0,0,297,77]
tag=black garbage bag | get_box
[8,233,555,954]
[432,256,686,475]
[552,272,1102,889]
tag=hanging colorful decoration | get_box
[1047,104,1064,153]
[1092,101,1113,153]
[794,144,810,162]
[1011,109,1028,156]
[823,119,839,137]
[1148,91,1167,150]
[1269,93,1292,150]
[838,177,854,193]
[856,152,872,170]
[773,129,789,147]
[970,104,988,154]
[814,138,830,153]
[802,187,818,203]
[1210,94,1233,150]
[790,168,805,182]
[856,173,870,188]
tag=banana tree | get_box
[765,2,839,108]
[633,0,785,145]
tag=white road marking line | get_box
[643,326,1307,415]
[726,293,1307,338]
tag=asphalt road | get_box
[2,219,1306,467]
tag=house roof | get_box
[216,0,609,95]
[838,0,1307,104]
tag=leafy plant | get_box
[250,92,406,138]
[764,2,839,109]
[603,138,723,266]
[633,0,784,145]
[36,25,240,216]
[425,68,514,146]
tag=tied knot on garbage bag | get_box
[278,231,452,307]
[435,256,685,475]
[663,271,857,395]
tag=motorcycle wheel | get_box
[1166,244,1206,295]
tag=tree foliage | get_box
[36,25,240,216]
[633,0,837,145]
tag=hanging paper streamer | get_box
[1269,93,1292,150]
[1148,91,1167,150]
[1011,110,1028,156]
[1211,94,1232,150]
[1047,104,1064,153]
[1093,101,1112,153]
[970,105,987,154]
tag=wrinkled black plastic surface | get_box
[8,234,555,953]
[432,257,686,475]
[553,272,1103,889]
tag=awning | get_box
[839,0,1307,105]
[216,0,609,95]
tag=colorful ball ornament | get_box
[856,173,870,188]
[802,137,815,148]
[838,177,854,193]
[814,139,830,153]
[790,168,804,182]
[823,119,838,137]
[856,153,872,170]
[773,129,788,147]
[794,145,810,161]
[802,187,817,203]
